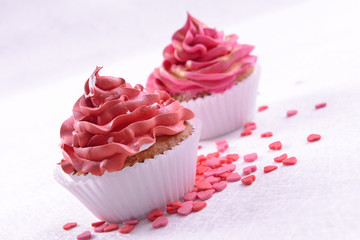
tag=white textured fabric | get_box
[1,0,360,239]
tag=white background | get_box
[1,0,360,239]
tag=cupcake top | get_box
[60,67,194,176]
[147,13,257,99]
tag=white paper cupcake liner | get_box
[181,64,261,140]
[54,119,201,223]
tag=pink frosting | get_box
[147,13,257,98]
[59,67,194,176]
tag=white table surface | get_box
[1,0,360,239]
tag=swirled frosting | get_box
[59,66,194,176]
[147,13,257,98]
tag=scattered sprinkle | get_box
[91,220,105,228]
[287,109,298,117]
[94,223,108,233]
[307,134,321,142]
[104,223,118,232]
[63,222,77,230]
[269,141,282,150]
[315,102,327,109]
[243,153,258,162]
[243,165,257,175]
[258,105,268,112]
[147,209,163,221]
[198,145,202,149]
[240,128,252,137]
[123,219,138,225]
[274,154,287,163]
[283,157,297,165]
[226,154,240,161]
[244,122,257,130]
[241,175,256,185]
[226,172,242,182]
[152,216,168,229]
[261,132,273,138]
[212,181,227,192]
[119,224,135,234]
[193,201,207,212]
[197,189,214,201]
[264,165,278,173]
[77,231,91,240]
[184,192,198,201]
[177,205,193,216]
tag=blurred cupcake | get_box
[54,66,200,223]
[147,13,260,139]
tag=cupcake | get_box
[147,13,260,139]
[54,66,200,223]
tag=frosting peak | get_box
[60,67,194,176]
[147,13,257,98]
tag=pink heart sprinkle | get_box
[222,163,236,172]
[184,192,197,201]
[152,216,168,229]
[214,167,230,176]
[94,223,108,233]
[177,205,193,216]
[287,109,298,117]
[212,181,227,192]
[77,231,91,240]
[198,181,213,191]
[269,141,282,150]
[205,176,220,185]
[226,172,242,182]
[243,165,257,175]
[197,189,214,201]
[243,153,258,162]
[123,219,138,225]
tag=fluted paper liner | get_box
[54,119,201,223]
[181,64,261,140]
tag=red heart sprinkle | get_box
[315,102,327,109]
[152,216,168,229]
[307,134,321,142]
[274,153,288,162]
[264,165,278,173]
[258,105,268,112]
[244,122,257,130]
[104,223,118,232]
[241,128,252,136]
[193,201,207,212]
[123,219,138,225]
[147,209,163,221]
[91,220,105,228]
[166,201,182,209]
[63,222,77,230]
[261,132,273,138]
[94,223,108,232]
[241,175,256,185]
[226,154,240,162]
[197,181,213,191]
[269,141,282,150]
[283,157,297,165]
[119,224,135,234]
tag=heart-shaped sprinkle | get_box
[94,223,108,232]
[123,219,138,225]
[315,102,327,109]
[193,201,207,212]
[244,122,257,130]
[119,224,135,234]
[283,157,297,165]
[226,154,240,162]
[147,209,163,221]
[152,216,168,229]
[222,163,236,172]
[214,167,230,176]
[258,105,268,112]
[243,165,257,175]
[177,205,193,216]
[274,153,287,162]
[264,165,278,173]
[241,175,256,185]
[241,128,252,136]
[198,181,213,191]
[212,181,227,192]
[205,176,220,184]
[226,172,242,182]
[307,134,321,142]
[269,141,282,150]
[287,109,298,117]
[184,192,197,202]
[104,223,118,232]
[243,153,258,162]
[197,189,214,201]
[91,220,105,228]
[77,231,91,240]
[261,132,273,138]
[166,201,181,209]
[63,222,77,230]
